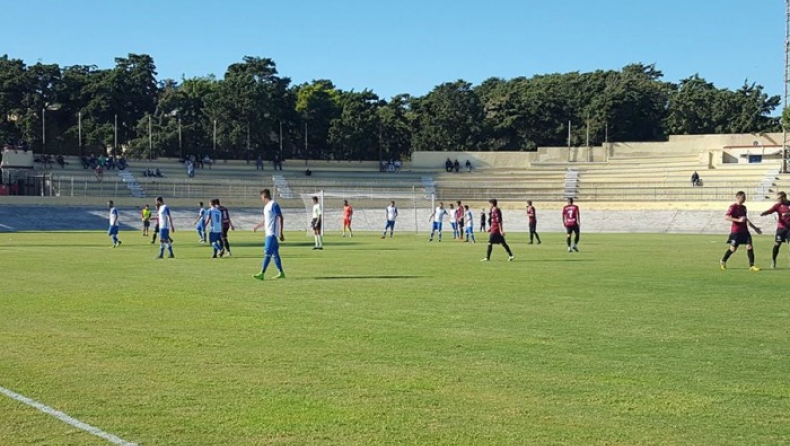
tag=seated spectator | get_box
[203,154,213,169]
[273,154,283,171]
[305,168,312,176]
[56,154,65,169]
[256,154,264,170]
[394,160,402,172]
[94,165,104,181]
[155,168,163,178]
[691,171,701,187]
[187,162,195,178]
[465,160,472,172]
[106,157,115,170]
[380,160,387,172]
[98,155,107,168]
[445,157,453,172]
[80,156,90,169]
[117,156,127,170]
[88,154,97,168]
[453,159,460,173]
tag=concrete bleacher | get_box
[28,149,790,207]
[529,151,783,202]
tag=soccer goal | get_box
[299,188,435,235]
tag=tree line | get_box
[0,54,781,161]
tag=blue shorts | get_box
[108,226,119,235]
[264,235,280,256]
[209,232,222,243]
[385,220,395,230]
[159,228,170,241]
[432,222,442,231]
[465,226,473,235]
[196,223,205,232]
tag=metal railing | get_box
[51,175,269,200]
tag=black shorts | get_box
[727,232,752,247]
[488,232,506,245]
[775,229,790,243]
[529,221,537,232]
[565,224,580,235]
[143,221,150,228]
[311,218,322,231]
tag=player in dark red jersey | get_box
[562,198,580,252]
[481,199,514,262]
[721,191,762,271]
[759,191,790,269]
[216,199,236,257]
[526,200,541,245]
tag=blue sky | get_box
[5,0,786,100]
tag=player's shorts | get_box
[264,235,280,256]
[458,218,465,228]
[529,221,537,232]
[465,226,474,235]
[565,224,580,236]
[159,228,170,241]
[488,232,506,245]
[311,218,322,231]
[727,232,752,247]
[432,222,443,232]
[196,223,204,232]
[221,224,230,239]
[775,228,790,243]
[343,218,352,227]
[143,220,150,228]
[385,220,395,230]
[209,232,222,244]
[108,226,119,235]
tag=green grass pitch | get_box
[1,230,788,445]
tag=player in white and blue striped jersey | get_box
[107,200,122,248]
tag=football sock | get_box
[262,255,271,272]
[224,240,231,254]
[273,255,283,272]
[574,234,580,245]
[535,233,541,243]
[158,245,165,257]
[314,235,319,247]
[722,249,734,263]
[566,237,571,247]
[747,249,755,267]
[503,242,513,257]
[529,233,534,243]
[773,245,780,262]
[486,244,493,259]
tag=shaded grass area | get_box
[0,231,788,445]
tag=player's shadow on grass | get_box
[310,275,424,280]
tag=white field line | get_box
[0,385,139,446]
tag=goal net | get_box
[299,189,435,235]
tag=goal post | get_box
[299,188,433,234]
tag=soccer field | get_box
[1,231,788,446]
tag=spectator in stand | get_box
[445,158,453,172]
[465,160,472,172]
[98,154,107,168]
[56,154,65,169]
[80,156,90,169]
[118,156,127,170]
[95,165,104,181]
[88,154,97,168]
[273,154,283,171]
[203,154,213,169]
[453,159,460,173]
[691,171,701,187]
[256,154,264,170]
